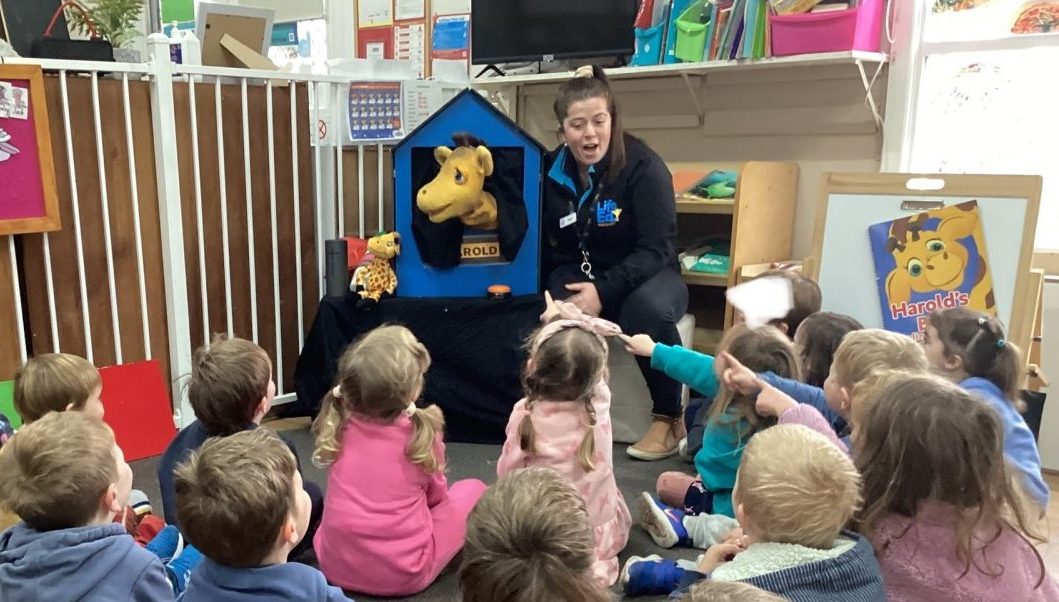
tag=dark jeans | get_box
[546,264,688,419]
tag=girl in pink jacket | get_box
[311,325,486,597]
[854,373,1057,602]
[497,296,631,587]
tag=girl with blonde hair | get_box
[312,325,486,597]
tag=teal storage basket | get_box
[674,2,708,63]
[631,22,665,66]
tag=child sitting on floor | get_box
[157,335,323,561]
[626,324,800,550]
[174,429,347,601]
[0,412,200,600]
[725,328,928,450]
[497,294,630,586]
[855,373,1058,601]
[792,312,863,388]
[460,467,612,602]
[312,325,487,597]
[622,424,885,600]
[8,353,159,539]
[923,307,1049,512]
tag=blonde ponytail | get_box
[576,397,597,472]
[312,390,349,467]
[407,404,445,473]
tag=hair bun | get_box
[574,65,595,79]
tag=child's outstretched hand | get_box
[698,542,743,575]
[719,351,763,396]
[755,383,798,418]
[618,334,656,357]
[540,290,561,323]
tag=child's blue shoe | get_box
[621,555,684,597]
[145,524,184,562]
[165,544,202,594]
[638,492,691,548]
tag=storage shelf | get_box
[681,269,729,287]
[692,327,725,355]
[676,196,735,215]
[472,51,888,88]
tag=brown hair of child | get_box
[189,335,272,436]
[0,412,117,531]
[13,353,100,423]
[830,329,928,392]
[174,429,298,567]
[927,307,1023,409]
[709,324,801,437]
[683,580,786,601]
[855,373,1046,586]
[757,269,822,338]
[312,324,444,472]
[794,312,863,388]
[459,467,611,602]
[519,326,607,472]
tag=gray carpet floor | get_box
[131,427,700,601]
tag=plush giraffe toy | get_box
[352,232,400,304]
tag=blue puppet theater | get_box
[394,89,544,297]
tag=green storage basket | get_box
[674,1,708,63]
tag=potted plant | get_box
[66,0,145,60]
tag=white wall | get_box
[1036,279,1059,470]
[516,65,886,257]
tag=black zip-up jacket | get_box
[541,133,679,313]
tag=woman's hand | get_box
[564,282,602,317]
[697,542,743,575]
[618,334,656,357]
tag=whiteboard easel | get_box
[808,173,1042,359]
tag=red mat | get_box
[99,360,177,461]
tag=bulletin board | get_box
[809,172,1041,359]
[0,64,61,236]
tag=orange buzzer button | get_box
[487,284,511,299]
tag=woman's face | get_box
[561,96,612,169]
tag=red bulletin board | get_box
[0,64,60,235]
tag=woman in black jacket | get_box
[541,65,688,461]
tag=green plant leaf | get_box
[65,0,145,48]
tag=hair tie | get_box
[996,338,1006,349]
[534,298,622,354]
[574,65,594,79]
[977,317,987,327]
[332,385,342,398]
[404,402,417,417]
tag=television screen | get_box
[471,0,637,65]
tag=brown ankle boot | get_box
[627,415,683,461]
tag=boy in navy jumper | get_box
[157,335,322,559]
[0,412,175,601]
[175,429,348,601]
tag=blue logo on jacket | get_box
[596,199,620,227]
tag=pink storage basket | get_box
[770,0,886,57]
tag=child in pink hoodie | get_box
[311,325,487,597]
[855,373,1058,602]
[497,294,631,587]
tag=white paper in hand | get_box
[725,276,793,329]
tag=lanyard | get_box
[571,178,606,280]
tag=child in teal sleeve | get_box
[622,324,801,550]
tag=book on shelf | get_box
[811,2,851,12]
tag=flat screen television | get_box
[471,0,637,65]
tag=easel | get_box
[807,172,1043,377]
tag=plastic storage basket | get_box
[674,1,708,62]
[770,0,885,57]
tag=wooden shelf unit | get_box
[672,161,799,350]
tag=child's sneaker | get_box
[638,492,691,548]
[145,524,184,563]
[621,555,684,597]
[165,544,202,595]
